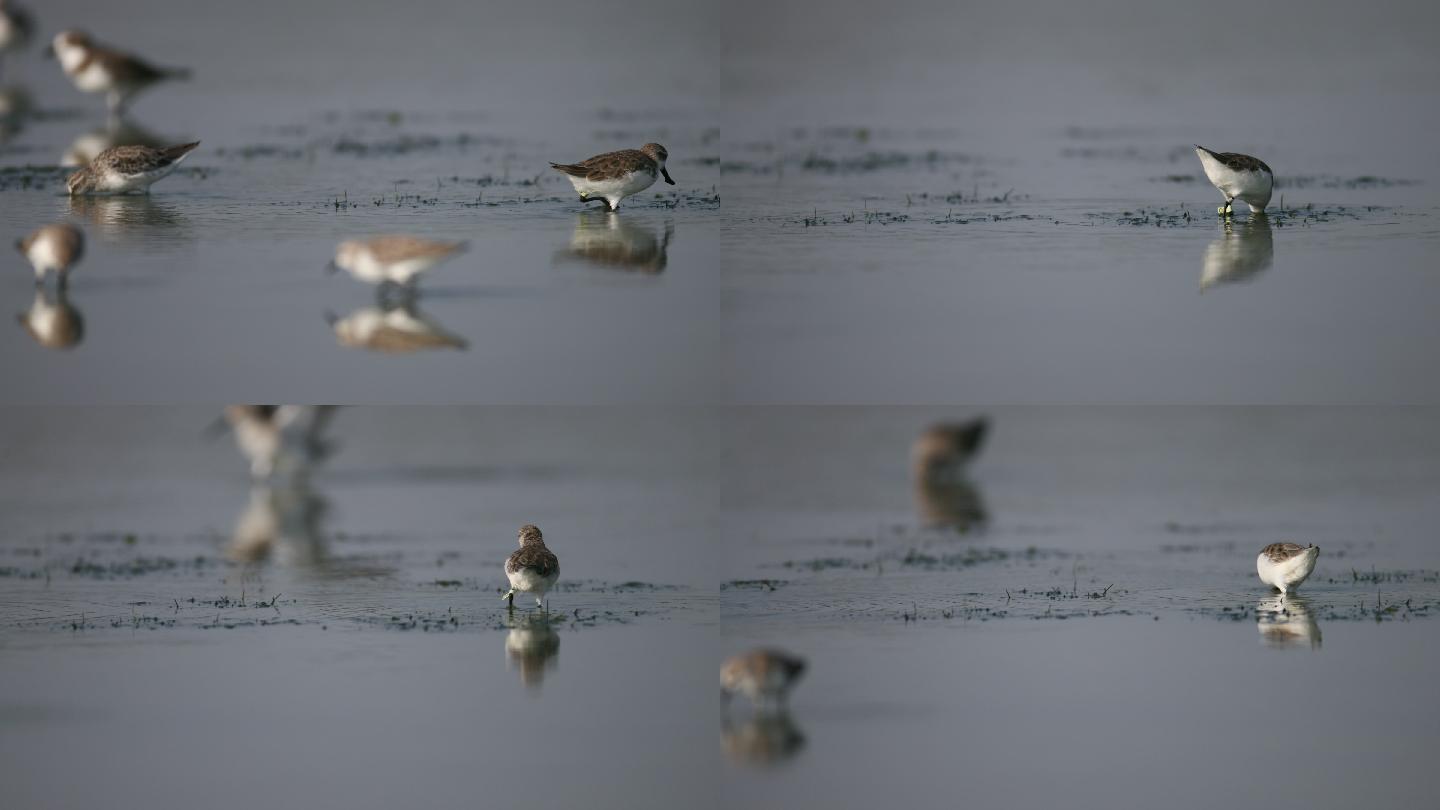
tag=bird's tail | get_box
[162,141,201,162]
[550,162,587,177]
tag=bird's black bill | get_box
[323,260,338,275]
[661,168,675,185]
[42,45,55,59]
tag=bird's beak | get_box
[42,45,55,59]
[323,310,338,326]
[661,167,675,186]
[323,259,338,275]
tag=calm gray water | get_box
[3,407,1438,808]
[1,0,719,403]
[5,0,1440,807]
[0,407,719,810]
[721,0,1440,403]
[720,407,1440,808]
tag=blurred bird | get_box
[47,29,190,115]
[326,236,467,291]
[15,223,83,286]
[217,406,339,480]
[721,649,807,712]
[911,417,988,484]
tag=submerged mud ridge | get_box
[734,535,1440,626]
[0,532,708,635]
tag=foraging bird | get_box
[1256,542,1319,594]
[550,142,674,212]
[66,141,200,195]
[720,649,807,711]
[1194,145,1273,217]
[502,524,560,610]
[48,30,190,115]
[326,236,467,290]
[15,223,84,285]
[912,417,989,484]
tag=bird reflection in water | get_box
[721,712,807,767]
[1256,594,1322,649]
[227,479,329,567]
[16,285,83,350]
[67,193,189,238]
[326,301,467,354]
[504,612,561,690]
[911,417,990,531]
[0,84,32,143]
[1200,214,1273,291]
[555,211,673,274]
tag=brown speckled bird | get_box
[502,525,559,610]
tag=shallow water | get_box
[3,407,1440,807]
[1,0,720,403]
[719,407,1440,807]
[720,0,1440,404]
[0,407,719,809]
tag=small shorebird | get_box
[47,30,190,114]
[15,223,84,285]
[550,142,674,212]
[720,649,807,711]
[1194,145,1273,217]
[502,524,560,610]
[327,236,467,290]
[220,405,338,480]
[17,286,83,350]
[912,417,989,484]
[66,141,199,195]
[1256,542,1319,594]
[325,303,468,353]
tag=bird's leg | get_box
[502,588,515,606]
